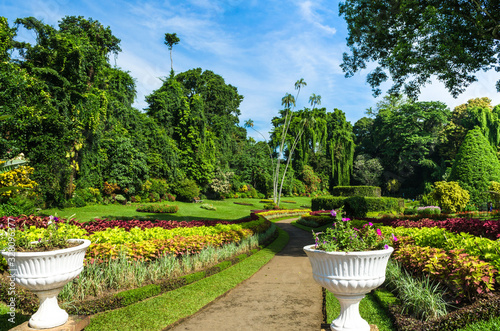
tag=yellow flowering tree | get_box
[0,161,38,198]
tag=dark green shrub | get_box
[311,196,346,211]
[0,195,38,216]
[344,196,369,218]
[404,207,417,215]
[312,195,403,214]
[173,178,200,202]
[449,128,500,205]
[150,178,169,197]
[331,186,381,197]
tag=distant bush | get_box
[136,204,178,213]
[200,203,216,211]
[115,194,127,205]
[429,181,470,213]
[331,186,381,198]
[417,206,441,215]
[312,195,403,216]
[173,178,200,202]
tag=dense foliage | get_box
[339,0,500,98]
[449,128,500,204]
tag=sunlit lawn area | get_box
[40,197,312,222]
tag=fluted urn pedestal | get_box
[304,245,393,331]
[1,239,91,329]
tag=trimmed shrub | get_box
[344,196,369,218]
[136,204,179,213]
[449,128,500,205]
[331,186,381,197]
[429,181,470,213]
[311,196,346,211]
[312,195,403,214]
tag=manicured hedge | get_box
[311,196,404,216]
[331,186,381,197]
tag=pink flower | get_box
[376,229,382,236]
[384,244,389,250]
[342,218,350,222]
[392,233,398,242]
[368,222,373,226]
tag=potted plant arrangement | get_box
[1,216,90,329]
[303,209,396,331]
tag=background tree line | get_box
[1,14,499,212]
[0,15,355,211]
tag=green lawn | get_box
[40,197,312,222]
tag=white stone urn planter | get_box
[1,238,91,329]
[304,245,393,331]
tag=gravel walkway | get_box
[167,219,323,331]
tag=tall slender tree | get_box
[164,32,180,76]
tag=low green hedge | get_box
[311,196,404,217]
[331,186,381,198]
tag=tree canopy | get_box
[339,0,500,98]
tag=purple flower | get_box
[392,233,398,242]
[342,218,350,222]
[353,227,359,231]
[330,210,337,217]
[384,244,389,250]
[376,229,382,236]
[368,222,373,226]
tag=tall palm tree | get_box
[309,93,322,109]
[295,78,307,100]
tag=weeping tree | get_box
[326,109,355,188]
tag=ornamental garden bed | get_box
[302,212,500,330]
[0,213,277,319]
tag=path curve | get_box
[166,219,323,331]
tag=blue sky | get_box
[2,0,500,140]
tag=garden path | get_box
[166,218,323,331]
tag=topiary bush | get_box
[331,186,381,197]
[344,196,369,218]
[449,128,500,205]
[312,195,403,214]
[429,181,470,213]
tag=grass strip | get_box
[325,290,396,331]
[85,227,289,331]
[456,316,500,331]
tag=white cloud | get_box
[297,0,337,35]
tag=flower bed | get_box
[0,215,271,271]
[360,216,500,240]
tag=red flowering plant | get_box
[312,209,397,252]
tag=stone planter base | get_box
[321,324,379,331]
[304,245,393,331]
[10,315,90,331]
